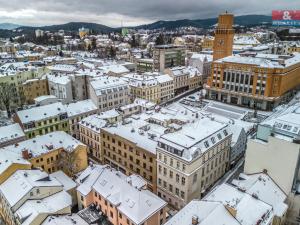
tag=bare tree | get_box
[56,147,82,177]
[0,83,16,117]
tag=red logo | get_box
[272,10,300,21]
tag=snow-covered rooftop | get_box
[232,173,287,217]
[77,165,166,225]
[41,214,89,225]
[0,170,62,207]
[205,183,274,225]
[216,53,300,69]
[79,114,107,133]
[49,171,76,191]
[1,131,85,158]
[164,200,240,225]
[0,150,31,177]
[16,102,67,124]
[90,76,129,96]
[16,190,72,225]
[65,99,97,117]
[0,123,25,144]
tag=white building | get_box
[157,116,232,209]
[65,99,98,139]
[188,53,213,79]
[47,74,73,104]
[88,76,130,111]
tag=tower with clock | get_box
[213,12,234,61]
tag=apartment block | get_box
[157,117,231,209]
[153,45,186,72]
[123,73,174,103]
[165,66,203,95]
[89,76,130,112]
[21,77,49,104]
[47,74,73,104]
[65,99,98,139]
[79,109,122,161]
[76,165,167,225]
[165,171,288,225]
[0,131,88,175]
[101,124,158,192]
[0,63,48,110]
[13,102,69,139]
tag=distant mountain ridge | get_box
[135,15,272,30]
[0,23,22,30]
[18,22,115,33]
[0,15,272,38]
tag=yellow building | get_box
[0,131,88,175]
[79,27,89,38]
[123,73,174,104]
[202,36,214,50]
[0,65,49,110]
[206,53,300,110]
[206,13,300,110]
[101,127,158,192]
[21,77,49,104]
[13,102,70,139]
[287,42,300,54]
[0,150,32,185]
[165,66,202,95]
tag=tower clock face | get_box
[218,39,224,46]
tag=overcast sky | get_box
[0,0,298,27]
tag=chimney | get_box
[192,215,199,225]
[225,205,237,218]
[22,149,30,159]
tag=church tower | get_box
[213,12,234,61]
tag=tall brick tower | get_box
[213,12,234,61]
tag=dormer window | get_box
[204,141,209,148]
[223,130,228,136]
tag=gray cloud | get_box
[0,0,298,27]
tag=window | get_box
[182,177,186,185]
[181,191,185,199]
[110,211,113,218]
[175,188,179,196]
[193,174,197,184]
[176,174,180,183]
